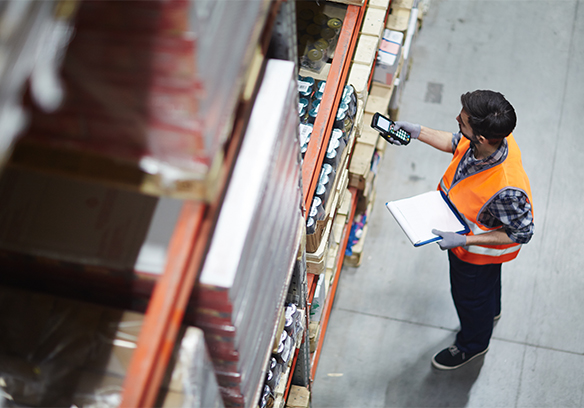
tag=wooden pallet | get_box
[286,385,310,408]
[327,0,366,6]
[349,79,397,189]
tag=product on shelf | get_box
[346,212,368,256]
[192,60,303,408]
[22,1,203,173]
[158,327,226,408]
[259,384,274,408]
[296,3,344,73]
[309,195,326,223]
[258,302,305,408]
[302,78,357,246]
[298,75,315,100]
[299,122,313,160]
[373,29,404,86]
[309,274,326,323]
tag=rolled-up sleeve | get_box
[482,189,534,244]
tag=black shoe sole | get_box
[431,347,489,370]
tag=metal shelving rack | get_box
[297,0,368,387]
[0,1,286,407]
[0,0,380,405]
[120,2,286,405]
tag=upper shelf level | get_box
[301,3,367,211]
[5,0,276,202]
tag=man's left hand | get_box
[432,229,467,250]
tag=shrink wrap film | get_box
[0,0,77,164]
[16,0,272,200]
[0,286,223,408]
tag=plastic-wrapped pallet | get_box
[191,0,272,177]
[157,327,225,408]
[0,0,77,165]
[15,0,272,200]
[0,285,224,408]
[193,59,303,408]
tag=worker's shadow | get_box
[384,335,484,407]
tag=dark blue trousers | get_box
[448,250,502,354]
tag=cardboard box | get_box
[0,166,158,271]
[373,29,404,86]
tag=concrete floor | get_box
[312,0,584,407]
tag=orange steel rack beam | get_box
[120,201,206,408]
[120,134,245,407]
[301,4,366,212]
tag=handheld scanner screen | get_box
[376,115,391,132]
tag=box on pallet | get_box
[373,29,404,87]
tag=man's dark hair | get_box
[460,90,516,141]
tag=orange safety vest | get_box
[438,134,533,265]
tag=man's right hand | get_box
[393,121,421,140]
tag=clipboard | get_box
[385,190,470,247]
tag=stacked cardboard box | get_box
[387,0,422,116]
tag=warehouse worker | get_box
[393,90,534,370]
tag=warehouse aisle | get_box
[312,1,584,407]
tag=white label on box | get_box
[378,51,398,65]
[386,29,404,44]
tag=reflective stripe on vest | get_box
[439,134,533,265]
[464,243,522,257]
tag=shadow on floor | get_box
[384,335,485,407]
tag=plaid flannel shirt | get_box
[451,132,534,244]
